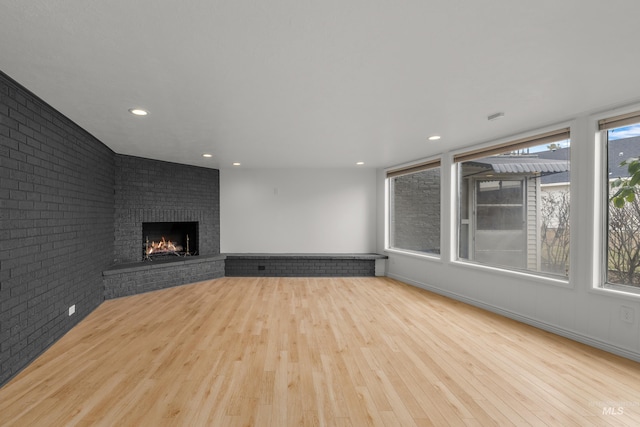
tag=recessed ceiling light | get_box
[202,153,213,158]
[428,135,441,141]
[488,112,505,121]
[128,108,148,116]
[232,162,241,166]
[356,161,364,165]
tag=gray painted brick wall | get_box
[0,71,115,386]
[104,256,225,299]
[225,258,375,277]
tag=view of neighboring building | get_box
[459,150,570,276]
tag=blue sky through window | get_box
[608,124,640,140]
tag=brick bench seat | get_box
[103,254,226,299]
[224,253,387,277]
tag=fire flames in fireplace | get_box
[146,237,183,257]
[142,221,198,261]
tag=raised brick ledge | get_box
[223,253,387,260]
[103,254,227,276]
[224,253,387,278]
[103,254,226,299]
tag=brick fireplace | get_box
[104,154,224,298]
[112,155,220,264]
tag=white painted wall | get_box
[221,168,377,253]
[378,112,640,362]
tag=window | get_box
[599,112,640,290]
[455,129,571,277]
[387,160,440,255]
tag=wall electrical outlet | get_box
[620,306,634,324]
[68,304,76,316]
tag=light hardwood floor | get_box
[1,277,640,426]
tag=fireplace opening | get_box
[142,222,198,260]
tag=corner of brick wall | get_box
[0,71,115,386]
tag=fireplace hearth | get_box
[142,222,198,260]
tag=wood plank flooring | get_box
[1,277,640,426]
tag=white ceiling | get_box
[2,0,640,169]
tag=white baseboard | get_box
[387,272,640,363]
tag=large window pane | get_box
[457,138,570,276]
[388,167,440,255]
[605,124,640,288]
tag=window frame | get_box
[452,127,571,280]
[598,111,640,296]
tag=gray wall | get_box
[0,71,115,386]
[113,155,220,264]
